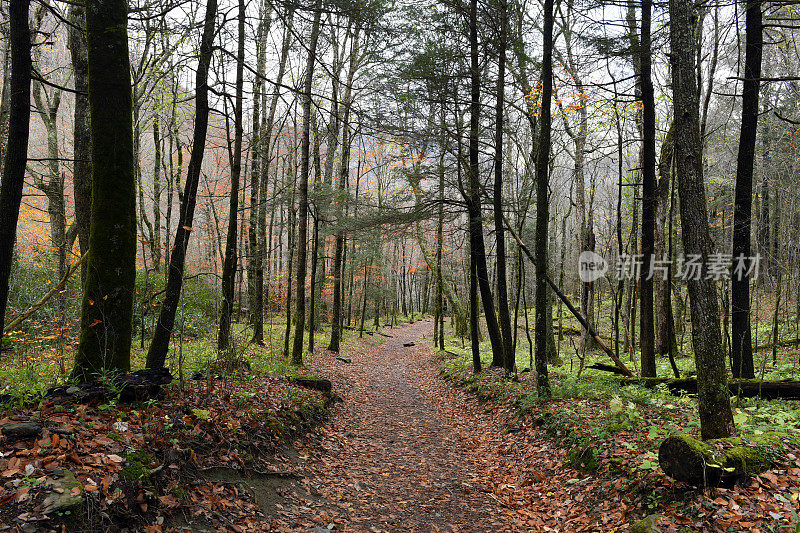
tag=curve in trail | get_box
[270,320,515,532]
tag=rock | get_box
[41,470,82,515]
[2,422,42,441]
[353,480,367,491]
[566,446,599,473]
[335,355,352,364]
[630,515,661,533]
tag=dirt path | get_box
[267,320,516,532]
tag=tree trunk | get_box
[74,0,136,378]
[639,0,657,377]
[494,0,512,371]
[328,26,361,353]
[247,0,272,344]
[291,3,322,365]
[217,0,245,353]
[467,0,504,367]
[534,0,554,398]
[146,0,217,369]
[68,4,91,283]
[731,0,761,380]
[669,0,734,439]
[0,0,31,336]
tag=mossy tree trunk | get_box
[68,3,91,283]
[534,0,554,398]
[73,0,136,379]
[669,0,734,439]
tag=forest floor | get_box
[2,319,800,532]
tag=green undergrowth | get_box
[436,330,800,478]
[0,317,383,405]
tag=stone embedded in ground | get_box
[41,470,83,515]
[336,355,352,364]
[2,421,42,441]
[630,514,661,533]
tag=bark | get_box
[731,0,761,380]
[74,0,137,378]
[669,0,734,439]
[467,0,504,367]
[655,121,675,355]
[68,4,91,282]
[146,0,217,369]
[218,0,245,353]
[328,26,361,353]
[308,112,323,352]
[494,0,513,371]
[535,0,554,397]
[291,3,323,365]
[0,0,32,336]
[639,0,657,377]
[247,0,271,343]
[0,16,10,166]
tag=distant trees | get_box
[0,0,795,447]
[73,0,137,378]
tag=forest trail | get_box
[266,320,516,532]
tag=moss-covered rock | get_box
[630,514,661,533]
[42,470,83,515]
[566,446,599,473]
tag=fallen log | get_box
[754,337,800,352]
[45,368,173,404]
[659,434,780,487]
[588,363,630,376]
[620,377,800,400]
[504,218,632,377]
[287,376,332,393]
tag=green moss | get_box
[120,450,155,484]
[723,446,772,476]
[566,446,599,473]
[630,514,661,533]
